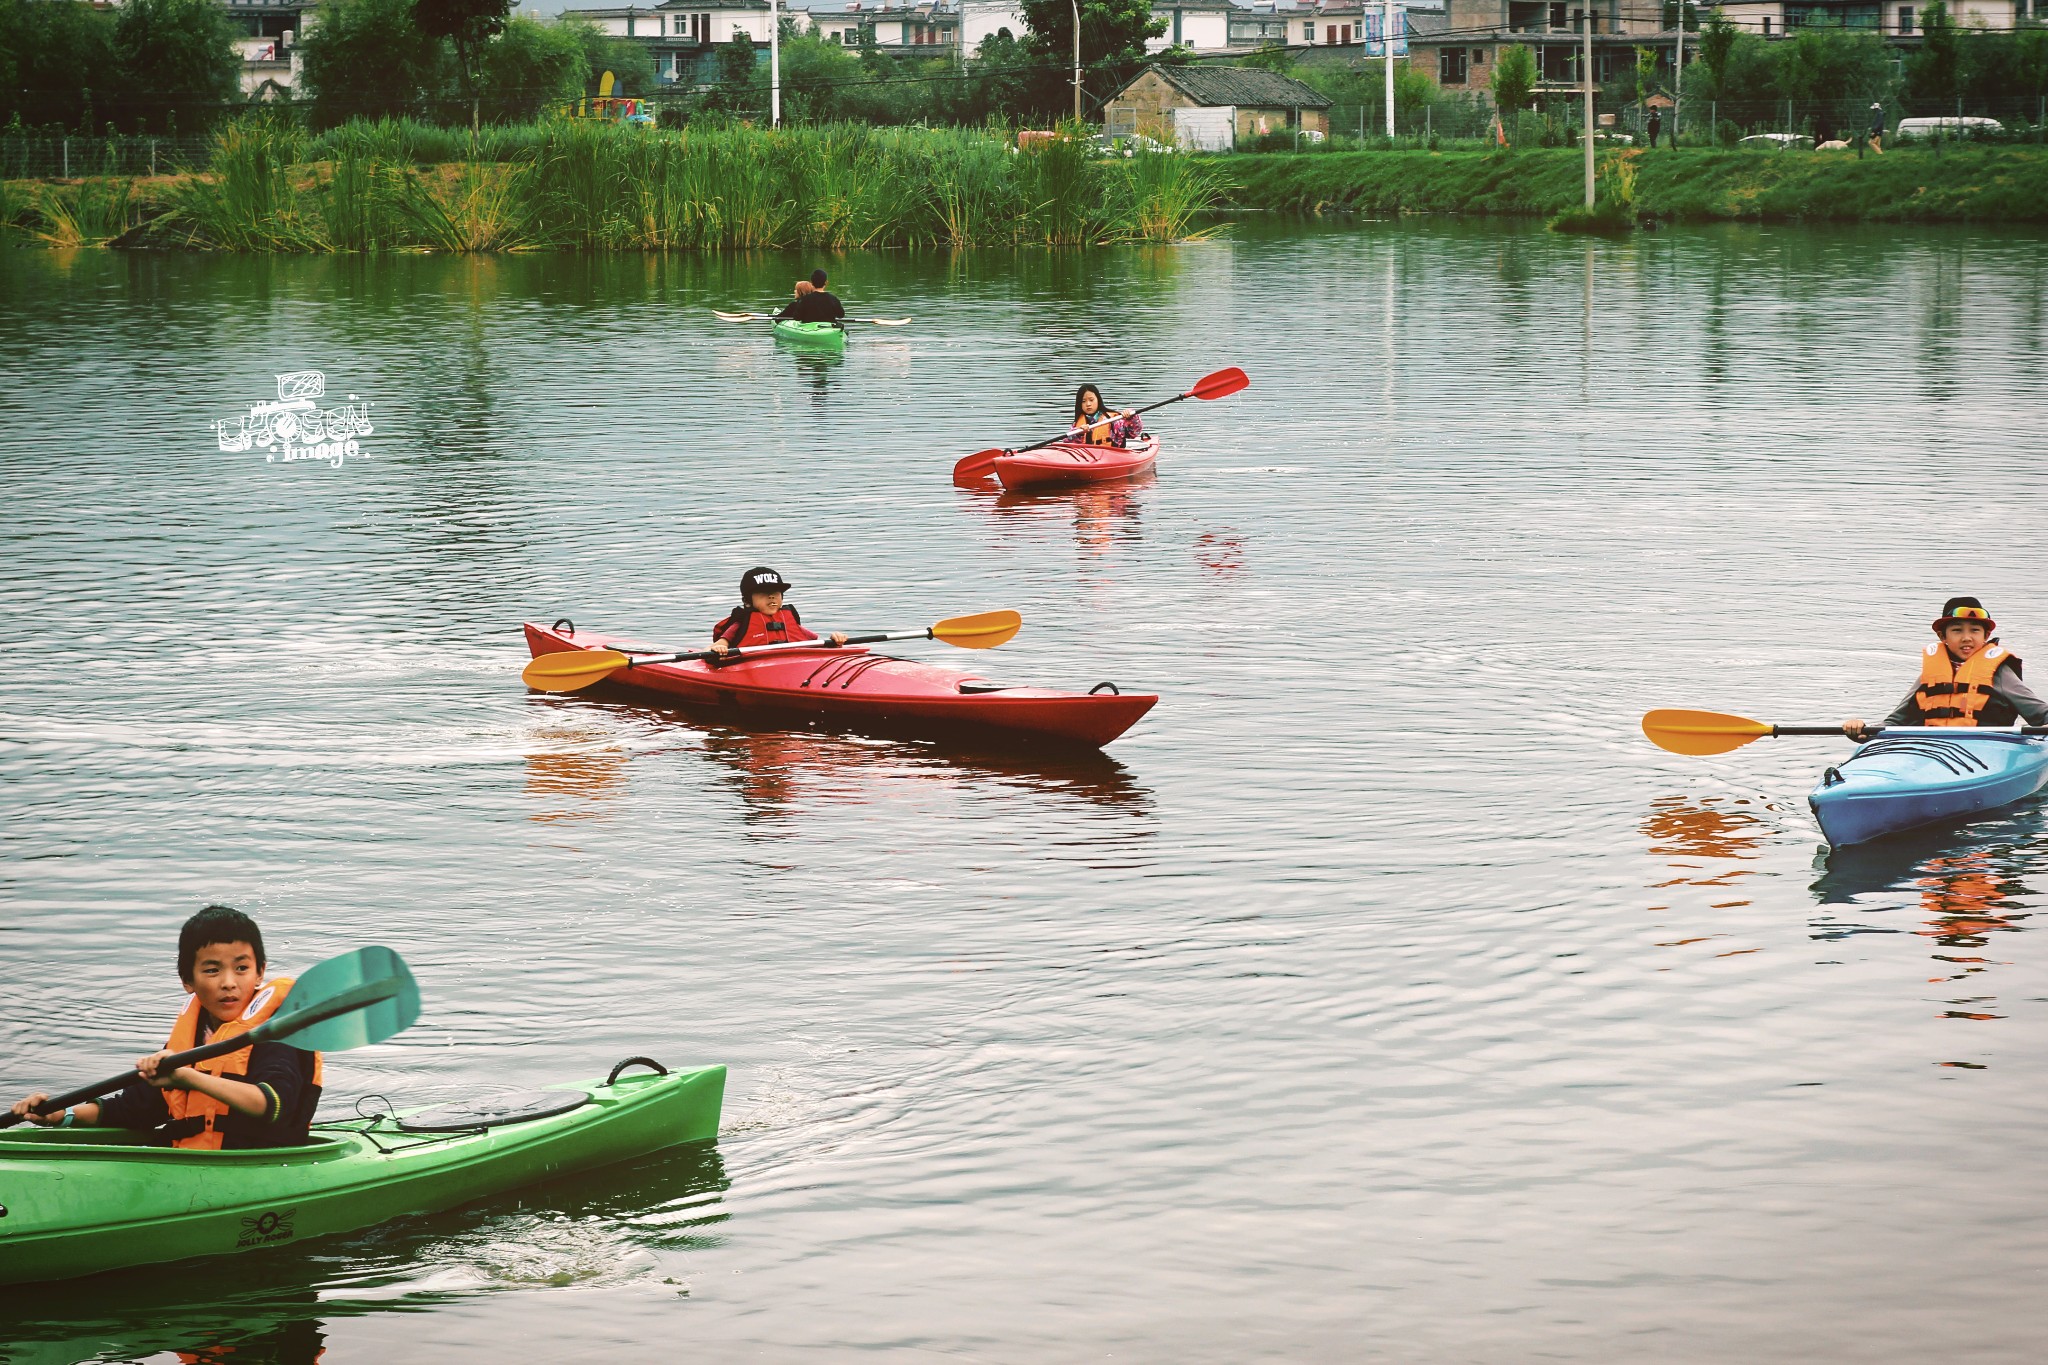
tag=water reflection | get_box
[525,741,630,824]
[1641,796,1770,960]
[696,726,1152,827]
[0,1144,729,1364]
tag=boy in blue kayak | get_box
[8,905,323,1148]
[1843,597,2047,740]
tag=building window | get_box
[1473,46,1485,63]
[1304,22,1315,39]
[1897,4,1914,30]
[1762,15,1772,31]
[1440,48,1469,83]
[1549,2,1566,26]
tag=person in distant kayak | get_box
[774,269,846,325]
[710,567,848,656]
[1069,384,1142,448]
[7,905,322,1148]
[1843,597,2047,740]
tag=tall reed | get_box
[33,177,139,246]
[148,117,1226,254]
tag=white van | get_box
[1895,116,2004,139]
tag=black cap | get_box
[741,567,791,597]
[1932,596,1995,634]
[810,269,829,288]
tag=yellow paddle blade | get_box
[521,649,633,693]
[931,610,1022,649]
[1641,708,1774,757]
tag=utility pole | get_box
[770,0,781,126]
[1384,0,1396,137]
[1673,0,1683,146]
[1072,0,1083,121]
[1581,6,1595,206]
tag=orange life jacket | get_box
[1915,640,2018,727]
[1071,415,1115,446]
[161,978,323,1150]
[712,605,815,649]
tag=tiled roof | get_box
[1141,63,1334,109]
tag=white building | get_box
[1146,0,1239,51]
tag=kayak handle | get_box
[554,618,576,636]
[1089,682,1122,696]
[606,1056,669,1086]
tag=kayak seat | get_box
[395,1088,590,1134]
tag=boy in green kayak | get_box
[8,905,324,1148]
[1843,596,2047,741]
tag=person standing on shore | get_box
[1647,107,1663,149]
[1866,102,1886,156]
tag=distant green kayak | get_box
[772,318,847,347]
[0,1058,723,1285]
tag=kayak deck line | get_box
[1809,731,2048,848]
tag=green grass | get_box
[1220,145,2048,223]
[15,118,1225,254]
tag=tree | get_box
[1774,28,1887,105]
[700,33,761,115]
[476,16,586,122]
[1696,8,1738,99]
[556,16,655,96]
[0,0,118,132]
[1907,0,1962,108]
[106,0,240,133]
[1241,42,1296,74]
[412,0,511,131]
[299,0,445,126]
[1490,42,1537,125]
[1018,0,1165,117]
[966,29,1032,122]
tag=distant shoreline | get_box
[1214,145,2048,225]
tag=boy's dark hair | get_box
[179,904,266,981]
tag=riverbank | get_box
[0,120,1223,252]
[1219,145,2048,224]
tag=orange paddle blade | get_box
[1641,709,1774,757]
[1186,366,1249,401]
[931,610,1022,649]
[952,448,1006,483]
[521,649,632,693]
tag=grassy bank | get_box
[1220,145,2048,224]
[0,119,1225,252]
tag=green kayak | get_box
[0,1057,723,1285]
[772,318,847,348]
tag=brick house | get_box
[1104,64,1333,149]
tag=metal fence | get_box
[2,135,218,180]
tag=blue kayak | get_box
[1809,729,2048,847]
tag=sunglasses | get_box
[1948,607,1989,620]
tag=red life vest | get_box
[161,978,324,1150]
[1915,640,2019,727]
[713,605,817,649]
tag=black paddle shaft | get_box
[1778,724,2048,739]
[0,1032,263,1128]
[0,975,400,1127]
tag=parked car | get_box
[1738,132,1807,148]
[1895,116,2004,139]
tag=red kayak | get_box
[523,621,1156,748]
[993,437,1159,492]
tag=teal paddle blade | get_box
[261,945,421,1053]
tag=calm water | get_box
[2,220,2046,1363]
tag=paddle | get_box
[0,945,421,1129]
[712,310,912,326]
[951,366,1251,484]
[1642,708,2048,757]
[521,609,1024,695]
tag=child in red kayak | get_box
[710,567,848,656]
[1068,385,1142,448]
[7,905,323,1148]
[1843,596,2047,740]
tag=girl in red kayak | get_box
[710,567,847,656]
[1069,385,1142,448]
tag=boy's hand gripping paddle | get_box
[0,946,421,1129]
